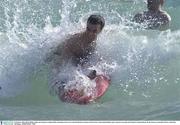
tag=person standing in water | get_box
[53,14,105,79]
[133,0,171,30]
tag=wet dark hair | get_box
[87,15,105,30]
[147,0,164,5]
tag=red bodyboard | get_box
[59,75,110,104]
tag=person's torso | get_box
[68,35,96,65]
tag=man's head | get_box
[86,14,105,39]
[147,0,164,11]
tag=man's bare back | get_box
[134,10,171,30]
[133,0,171,30]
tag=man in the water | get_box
[133,0,171,30]
[54,14,105,79]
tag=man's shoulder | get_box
[159,11,171,22]
[63,32,83,49]
[55,34,75,54]
[66,32,82,42]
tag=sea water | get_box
[0,0,180,120]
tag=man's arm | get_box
[51,38,74,70]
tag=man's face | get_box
[86,23,102,39]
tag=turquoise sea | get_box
[0,0,180,120]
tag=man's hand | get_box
[87,70,97,80]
